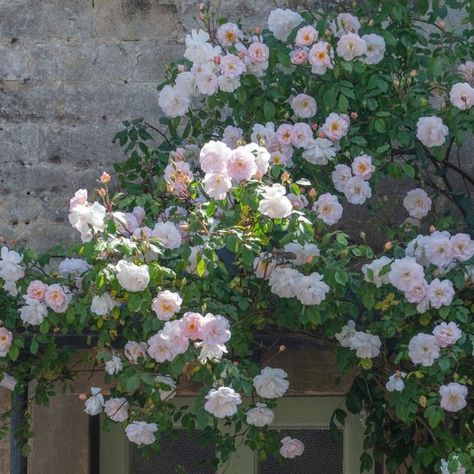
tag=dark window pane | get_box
[130,431,216,474]
[260,429,343,474]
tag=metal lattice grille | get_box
[260,429,344,474]
[130,431,216,474]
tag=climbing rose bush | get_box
[1,1,474,473]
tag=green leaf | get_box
[263,101,276,121]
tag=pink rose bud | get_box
[279,345,286,352]
[79,393,87,401]
[310,122,318,131]
[438,20,445,30]
[429,225,436,233]
[308,188,317,198]
[213,55,221,65]
[177,64,186,72]
[233,360,239,366]
[281,172,290,182]
[350,112,358,119]
[318,130,326,138]
[238,51,245,59]
[100,171,111,184]
[384,241,393,250]
[198,2,205,10]
[255,26,262,34]
[410,69,417,77]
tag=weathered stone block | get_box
[0,122,40,165]
[0,42,29,81]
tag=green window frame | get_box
[100,396,372,474]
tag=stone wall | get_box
[0,0,294,251]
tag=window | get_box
[100,397,372,474]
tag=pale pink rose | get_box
[403,189,432,219]
[451,233,474,262]
[334,13,360,36]
[275,124,294,146]
[291,122,313,148]
[158,84,191,117]
[312,193,343,225]
[287,193,308,209]
[222,125,243,148]
[408,333,440,366]
[151,290,182,321]
[351,154,375,180]
[449,82,474,110]
[179,312,204,340]
[269,267,302,298]
[343,176,372,204]
[200,314,231,345]
[458,60,474,85]
[125,421,157,446]
[0,374,17,391]
[204,386,242,418]
[290,49,308,65]
[203,173,233,200]
[248,42,269,63]
[331,164,352,192]
[161,320,189,354]
[280,437,304,459]
[227,147,257,181]
[0,327,13,357]
[439,383,468,412]
[291,94,317,119]
[361,34,386,65]
[26,280,48,301]
[195,72,219,96]
[321,113,350,141]
[427,279,454,309]
[124,341,148,364]
[416,116,449,148]
[267,8,303,42]
[244,144,270,177]
[199,140,231,174]
[69,189,88,211]
[220,54,246,77]
[404,279,428,303]
[388,257,425,292]
[336,33,367,61]
[433,322,462,348]
[308,41,334,74]
[147,332,177,363]
[216,22,243,46]
[295,25,318,47]
[425,231,453,267]
[104,397,129,422]
[44,284,70,313]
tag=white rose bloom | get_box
[322,113,350,141]
[151,290,182,321]
[175,71,197,97]
[216,22,243,46]
[291,94,317,118]
[105,355,123,375]
[195,72,219,96]
[408,333,440,367]
[253,367,289,399]
[439,383,468,412]
[335,320,356,348]
[244,143,271,176]
[312,193,343,225]
[196,341,228,363]
[351,154,375,180]
[388,257,425,292]
[295,272,330,305]
[158,85,191,118]
[334,13,360,36]
[349,331,381,359]
[269,267,302,298]
[184,29,220,64]
[147,332,177,363]
[20,298,48,325]
[222,125,243,148]
[362,256,392,287]
[331,164,352,192]
[246,403,275,427]
[125,421,158,446]
[284,242,320,265]
[451,233,474,261]
[295,25,318,47]
[155,375,176,401]
[344,176,372,205]
[449,82,474,110]
[280,437,305,458]
[308,41,334,75]
[425,231,453,268]
[361,34,386,64]
[0,374,17,391]
[58,258,90,278]
[458,60,474,84]
[203,173,232,200]
[403,189,432,219]
[0,327,13,356]
[405,234,431,266]
[68,201,106,242]
[291,122,314,148]
[220,54,246,78]
[227,146,258,181]
[267,8,303,41]
[204,386,242,418]
[302,138,336,165]
[218,74,241,93]
[386,371,407,392]
[0,247,24,282]
[124,341,148,364]
[104,397,129,422]
[91,293,117,316]
[251,122,276,146]
[416,116,449,148]
[199,140,231,174]
[427,279,454,309]
[116,260,150,292]
[258,185,293,219]
[151,222,182,250]
[336,33,367,61]
[84,387,104,416]
[433,322,462,348]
